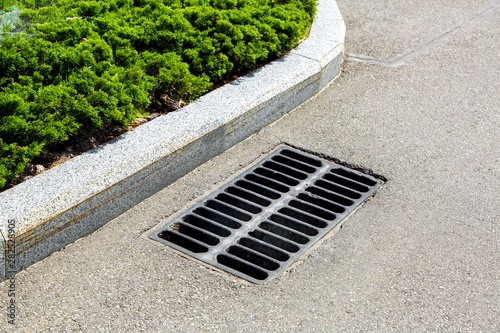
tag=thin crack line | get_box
[347,0,500,67]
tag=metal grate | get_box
[149,146,382,283]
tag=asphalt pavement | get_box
[1,0,499,331]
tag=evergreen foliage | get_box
[0,0,316,188]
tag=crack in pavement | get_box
[346,0,500,67]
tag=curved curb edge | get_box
[0,0,345,280]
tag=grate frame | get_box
[149,145,383,284]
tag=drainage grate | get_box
[149,145,382,283]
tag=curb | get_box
[0,0,345,280]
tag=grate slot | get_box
[269,214,319,236]
[234,180,281,199]
[289,200,336,221]
[150,145,382,283]
[217,254,269,280]
[238,237,290,261]
[271,155,316,173]
[315,179,361,199]
[248,229,300,253]
[262,161,308,180]
[173,223,220,246]
[296,193,346,213]
[157,231,209,253]
[277,207,328,228]
[305,186,354,206]
[259,221,309,244]
[324,173,370,193]
[205,200,252,221]
[193,207,242,229]
[215,193,262,214]
[280,149,323,167]
[225,187,271,207]
[331,168,377,186]
[182,215,231,237]
[245,174,290,193]
[227,245,280,271]
[254,167,300,186]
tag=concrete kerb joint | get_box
[0,0,346,281]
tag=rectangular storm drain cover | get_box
[149,145,382,283]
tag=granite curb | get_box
[0,0,345,280]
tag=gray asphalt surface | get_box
[2,0,499,331]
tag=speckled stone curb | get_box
[0,0,345,280]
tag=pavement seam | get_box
[347,0,500,67]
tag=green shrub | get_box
[0,0,316,189]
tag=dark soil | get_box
[2,94,182,191]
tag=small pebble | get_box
[146,113,160,121]
[24,163,34,173]
[89,137,98,148]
